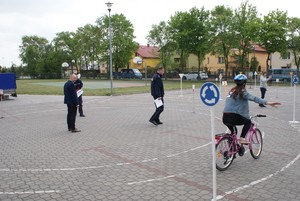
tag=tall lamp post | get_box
[71,59,75,74]
[106,1,113,95]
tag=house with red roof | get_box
[129,44,160,73]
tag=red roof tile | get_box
[137,45,159,58]
[253,44,266,52]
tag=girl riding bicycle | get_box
[223,74,280,144]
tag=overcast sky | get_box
[0,0,299,67]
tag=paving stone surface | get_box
[0,85,299,200]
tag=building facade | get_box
[129,44,160,73]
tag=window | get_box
[281,52,291,60]
[218,57,225,64]
[273,69,281,74]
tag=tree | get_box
[233,0,260,72]
[53,31,78,70]
[97,14,137,73]
[147,21,176,75]
[42,43,67,79]
[19,36,49,78]
[168,11,192,72]
[287,17,300,75]
[184,7,211,73]
[75,24,106,71]
[168,7,212,74]
[257,10,288,71]
[210,5,238,78]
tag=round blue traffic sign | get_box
[200,82,220,106]
[293,74,299,84]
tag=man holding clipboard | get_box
[74,74,85,117]
[149,66,165,126]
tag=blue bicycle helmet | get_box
[234,74,247,85]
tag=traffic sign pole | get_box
[181,79,182,96]
[199,82,220,201]
[210,107,216,201]
[192,85,195,113]
[179,74,184,96]
[254,71,258,89]
[276,79,279,98]
[219,80,222,100]
[290,75,299,123]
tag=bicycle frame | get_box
[215,131,241,157]
[246,123,256,150]
[215,115,263,147]
[215,114,265,171]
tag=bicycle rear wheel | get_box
[216,136,234,171]
[250,128,263,159]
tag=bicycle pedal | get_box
[238,146,245,156]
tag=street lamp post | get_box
[106,1,113,95]
[252,45,256,89]
[71,59,75,74]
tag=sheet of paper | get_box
[77,89,83,97]
[154,98,163,108]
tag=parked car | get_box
[182,71,208,80]
[113,68,143,79]
[117,68,143,79]
[268,68,296,82]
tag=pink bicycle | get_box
[215,114,266,171]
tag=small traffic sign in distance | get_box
[200,82,220,107]
[293,74,299,84]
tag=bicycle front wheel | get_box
[216,137,234,171]
[250,128,263,159]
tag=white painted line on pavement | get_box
[0,159,159,172]
[127,173,185,185]
[0,143,210,173]
[216,153,300,200]
[167,142,211,157]
[0,190,60,195]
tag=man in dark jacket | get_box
[64,74,81,132]
[149,66,165,125]
[74,74,85,117]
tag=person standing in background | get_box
[149,66,165,126]
[74,74,85,117]
[64,74,81,132]
[259,72,272,107]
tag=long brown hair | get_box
[232,84,245,100]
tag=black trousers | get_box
[78,95,83,116]
[222,113,251,138]
[67,104,77,130]
[260,87,266,99]
[150,98,164,122]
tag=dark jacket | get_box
[151,72,164,99]
[74,79,83,90]
[64,80,78,105]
